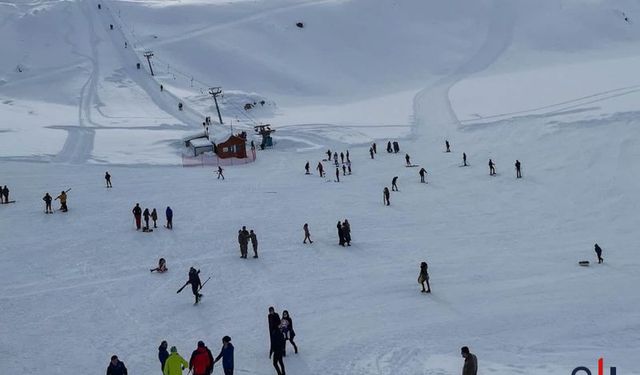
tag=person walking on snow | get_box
[335,167,340,182]
[387,141,393,153]
[337,221,345,246]
[405,153,411,166]
[303,223,313,244]
[163,346,189,375]
[132,203,142,230]
[489,159,496,176]
[370,147,374,159]
[515,160,522,178]
[594,243,604,264]
[107,355,128,375]
[461,346,478,375]
[346,150,350,162]
[43,192,53,213]
[347,161,352,175]
[238,230,247,258]
[189,341,214,375]
[333,152,338,164]
[55,190,68,212]
[181,267,203,304]
[166,206,173,229]
[158,341,169,372]
[463,152,468,167]
[151,208,158,228]
[340,152,344,164]
[445,140,451,152]
[281,310,299,354]
[343,219,351,246]
[383,187,390,206]
[326,149,331,160]
[372,143,377,154]
[250,229,259,258]
[305,161,310,174]
[392,176,399,191]
[217,166,225,180]
[316,162,324,177]
[418,262,431,293]
[105,171,112,188]
[270,328,286,375]
[342,164,347,176]
[143,208,151,231]
[419,168,427,183]
[213,336,234,375]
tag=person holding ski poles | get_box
[177,267,203,304]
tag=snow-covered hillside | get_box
[1,0,640,374]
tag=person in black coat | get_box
[281,310,298,354]
[386,141,392,153]
[270,329,286,375]
[143,208,151,230]
[268,306,281,333]
[107,355,128,375]
[594,243,603,264]
[337,221,345,246]
[305,161,310,174]
[158,341,169,371]
[188,268,202,303]
[342,220,351,246]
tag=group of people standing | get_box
[337,219,352,246]
[42,190,68,213]
[238,226,258,258]
[154,337,234,375]
[268,307,299,375]
[132,203,173,231]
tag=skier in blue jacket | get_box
[214,336,234,375]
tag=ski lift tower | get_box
[254,124,275,149]
[143,50,155,76]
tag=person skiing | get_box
[217,166,224,180]
[105,171,112,188]
[489,159,496,176]
[132,203,142,230]
[461,346,478,375]
[372,142,377,154]
[463,152,467,167]
[158,341,169,372]
[180,267,203,304]
[326,149,331,160]
[43,192,53,214]
[303,223,313,244]
[418,262,431,293]
[163,346,189,375]
[143,208,151,231]
[342,219,351,246]
[335,167,340,182]
[340,152,344,164]
[392,176,399,191]
[151,208,158,228]
[107,355,128,375]
[383,187,390,206]
[270,328,286,375]
[445,140,451,153]
[166,206,173,229]
[387,141,392,153]
[281,310,298,354]
[405,153,411,166]
[369,147,374,159]
[594,243,603,264]
[2,185,8,203]
[305,161,310,174]
[189,341,214,375]
[151,258,168,273]
[515,160,522,178]
[55,190,68,212]
[250,229,259,258]
[213,336,234,375]
[316,162,324,177]
[419,168,427,183]
[337,221,345,246]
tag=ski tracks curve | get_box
[412,0,517,140]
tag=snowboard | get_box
[142,228,154,233]
[405,164,419,168]
[578,261,590,267]
[1,200,16,204]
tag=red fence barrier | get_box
[182,149,256,167]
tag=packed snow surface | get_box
[1,0,640,374]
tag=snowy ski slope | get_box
[1,0,640,374]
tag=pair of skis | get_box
[176,276,212,294]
